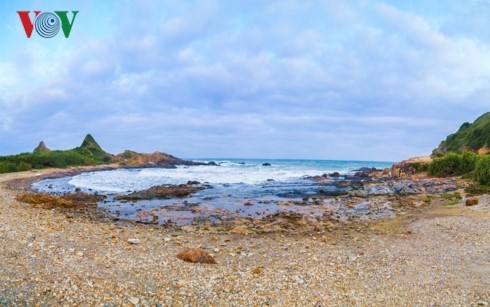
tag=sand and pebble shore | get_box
[1,167,489,305]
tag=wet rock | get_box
[262,163,272,166]
[115,184,206,201]
[176,248,217,264]
[267,179,275,182]
[465,197,479,206]
[16,192,105,209]
[187,180,201,185]
[208,161,219,166]
[244,202,254,206]
[329,172,340,177]
[354,171,370,178]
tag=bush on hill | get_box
[428,152,478,177]
[475,155,490,185]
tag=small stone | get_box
[466,197,479,206]
[252,266,264,275]
[163,237,172,242]
[129,297,139,305]
[127,238,140,244]
[244,202,254,206]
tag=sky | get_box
[0,0,489,161]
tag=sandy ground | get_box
[0,169,489,306]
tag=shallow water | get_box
[32,159,394,225]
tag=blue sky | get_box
[0,0,489,161]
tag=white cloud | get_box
[1,0,489,160]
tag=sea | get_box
[32,159,394,224]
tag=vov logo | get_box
[17,11,79,38]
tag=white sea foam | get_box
[65,159,392,193]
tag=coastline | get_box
[0,168,489,305]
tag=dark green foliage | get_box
[442,112,490,153]
[122,150,133,159]
[440,192,462,200]
[475,155,490,185]
[75,134,112,161]
[428,152,478,177]
[411,162,429,173]
[0,134,112,174]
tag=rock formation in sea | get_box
[113,150,205,168]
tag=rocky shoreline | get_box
[0,167,489,305]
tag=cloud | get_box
[1,0,489,160]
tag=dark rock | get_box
[115,184,206,201]
[354,171,370,178]
[262,163,272,166]
[267,179,275,182]
[354,167,374,172]
[187,180,201,185]
[208,161,219,166]
[244,202,254,206]
[329,172,340,177]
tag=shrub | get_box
[411,162,429,173]
[475,155,490,185]
[0,162,18,173]
[428,152,477,177]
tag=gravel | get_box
[0,169,489,305]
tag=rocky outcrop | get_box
[16,191,106,209]
[390,156,432,178]
[113,150,205,168]
[33,141,50,153]
[114,183,207,201]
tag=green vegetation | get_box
[428,152,478,177]
[465,183,490,196]
[411,162,430,173]
[433,112,490,155]
[427,152,490,186]
[474,155,490,185]
[427,112,490,189]
[440,192,462,200]
[0,134,112,174]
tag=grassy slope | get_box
[440,112,490,153]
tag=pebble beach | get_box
[0,168,489,306]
